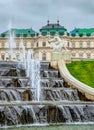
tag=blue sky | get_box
[0,0,94,32]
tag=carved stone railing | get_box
[50,50,71,69]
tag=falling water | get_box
[17,40,40,101]
[26,49,33,77]
[20,39,26,68]
[0,61,94,126]
[8,22,14,61]
[34,60,40,101]
[26,49,40,101]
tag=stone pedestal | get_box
[50,50,71,69]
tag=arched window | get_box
[24,43,26,47]
[16,54,20,61]
[1,42,5,48]
[79,42,83,48]
[71,53,76,57]
[31,43,34,47]
[36,42,38,47]
[1,54,5,60]
[35,52,39,60]
[67,42,69,47]
[72,42,75,48]
[87,53,91,59]
[42,42,46,47]
[42,53,46,61]
[87,42,90,48]
[79,53,83,58]
[16,42,19,48]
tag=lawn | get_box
[66,61,94,88]
[0,124,94,130]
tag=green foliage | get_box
[66,61,94,88]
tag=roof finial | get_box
[47,20,49,25]
[57,20,59,25]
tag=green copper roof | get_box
[41,30,47,32]
[58,30,65,32]
[40,23,67,36]
[0,28,37,37]
[40,23,66,30]
[50,30,56,32]
[70,28,94,37]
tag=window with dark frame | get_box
[1,54,5,60]
[42,42,46,47]
[42,53,46,61]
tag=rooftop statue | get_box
[48,35,68,52]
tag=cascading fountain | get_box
[0,61,94,127]
[19,38,41,101]
[0,34,94,128]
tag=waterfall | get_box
[8,22,14,61]
[20,39,26,68]
[0,59,94,126]
[25,49,40,101]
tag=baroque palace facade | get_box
[0,21,94,61]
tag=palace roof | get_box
[40,21,67,36]
[1,22,94,38]
[0,28,37,37]
[70,28,94,37]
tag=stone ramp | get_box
[58,60,94,100]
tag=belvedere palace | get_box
[0,21,94,62]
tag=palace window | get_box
[23,34,27,37]
[42,42,46,47]
[1,54,5,60]
[87,42,90,48]
[87,53,91,59]
[71,53,76,57]
[72,43,75,48]
[31,43,34,48]
[79,42,83,48]
[36,42,38,47]
[1,42,5,48]
[36,52,39,60]
[16,54,20,61]
[67,42,69,47]
[24,43,26,47]
[42,53,46,61]
[16,42,19,48]
[79,53,83,58]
